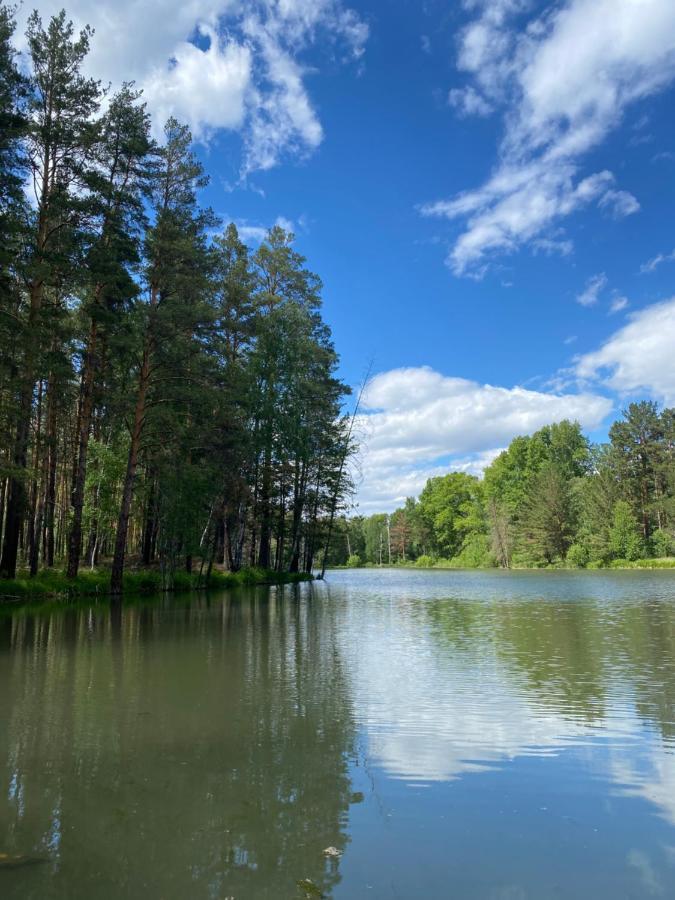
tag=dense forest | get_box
[0,7,353,592]
[330,404,675,569]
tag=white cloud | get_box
[575,297,675,404]
[355,366,612,511]
[652,150,675,163]
[599,189,641,219]
[576,273,607,307]
[226,214,296,243]
[142,24,251,139]
[14,0,367,173]
[533,236,574,256]
[640,247,675,273]
[426,0,675,275]
[341,592,660,790]
[448,85,493,117]
[609,295,629,314]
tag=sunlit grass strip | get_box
[608,557,675,569]
[0,567,313,601]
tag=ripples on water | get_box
[1,568,675,898]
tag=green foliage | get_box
[451,533,495,568]
[82,439,127,560]
[609,500,644,562]
[614,558,675,569]
[609,401,664,542]
[0,8,673,589]
[331,409,675,571]
[418,472,483,559]
[0,566,312,601]
[566,543,590,569]
[346,554,362,568]
[0,9,353,591]
[518,462,577,566]
[363,514,390,565]
[651,529,674,558]
[415,554,436,568]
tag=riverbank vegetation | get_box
[0,7,353,595]
[330,403,675,570]
[0,567,312,602]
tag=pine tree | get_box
[66,85,151,577]
[110,118,215,593]
[1,10,100,578]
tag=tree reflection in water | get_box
[0,587,357,899]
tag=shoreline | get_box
[327,559,675,573]
[0,567,313,604]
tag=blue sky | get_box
[16,0,675,510]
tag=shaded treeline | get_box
[330,403,675,568]
[0,7,352,591]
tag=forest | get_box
[329,404,675,569]
[0,7,353,594]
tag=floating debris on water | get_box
[323,846,341,858]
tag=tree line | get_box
[0,6,353,591]
[330,403,675,569]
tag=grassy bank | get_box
[603,557,675,569]
[0,567,313,602]
[335,556,675,572]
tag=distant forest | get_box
[329,403,675,569]
[0,7,353,591]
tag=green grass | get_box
[0,566,313,602]
[608,557,675,569]
[332,556,675,572]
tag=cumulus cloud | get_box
[576,273,607,307]
[142,25,251,139]
[14,0,367,173]
[355,366,612,511]
[575,297,675,404]
[424,0,675,275]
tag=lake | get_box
[2,568,675,898]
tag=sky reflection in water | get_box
[1,568,675,898]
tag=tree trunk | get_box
[141,472,156,566]
[27,381,44,577]
[44,374,58,568]
[289,460,308,573]
[257,446,272,569]
[110,338,152,595]
[66,317,98,577]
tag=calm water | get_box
[2,569,675,899]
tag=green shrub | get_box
[0,565,313,604]
[566,543,589,568]
[415,554,436,568]
[346,554,362,568]
[451,534,495,568]
[650,529,674,558]
[609,501,644,561]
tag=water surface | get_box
[2,568,675,898]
